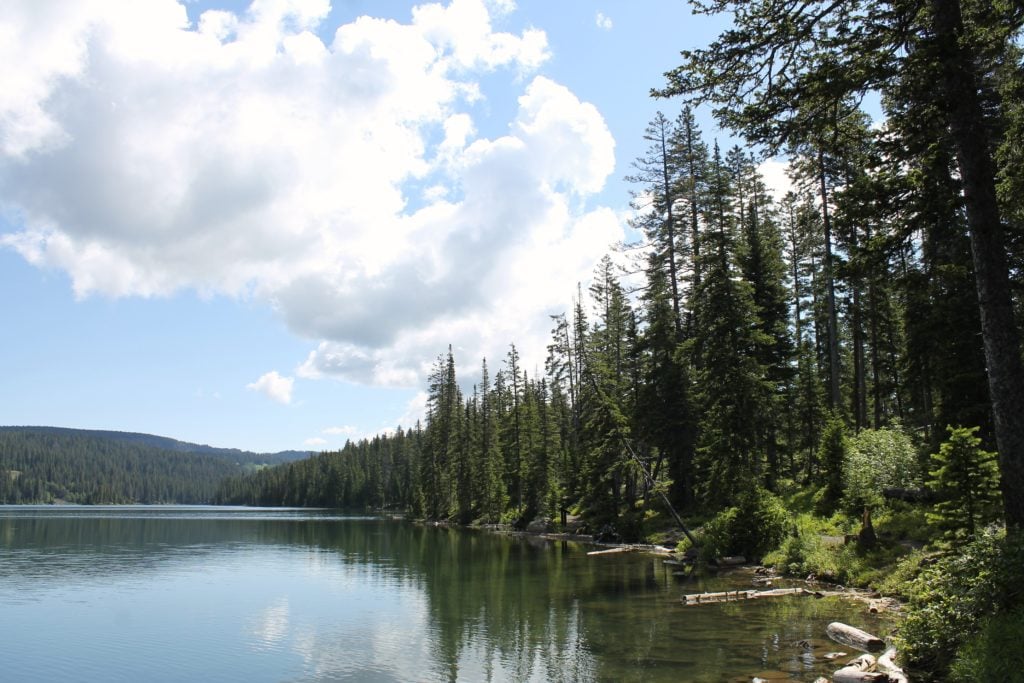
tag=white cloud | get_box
[395,391,428,429]
[247,371,294,404]
[595,12,613,31]
[0,0,621,389]
[323,425,357,436]
[757,157,794,203]
[304,436,328,447]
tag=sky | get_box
[0,0,761,453]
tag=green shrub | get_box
[873,503,936,545]
[898,526,1024,680]
[949,609,1024,682]
[843,427,921,513]
[698,487,790,562]
[874,548,929,599]
[763,513,836,577]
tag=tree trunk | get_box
[659,126,684,339]
[819,152,843,412]
[930,0,1024,530]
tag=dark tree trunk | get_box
[818,152,842,412]
[930,0,1024,529]
[659,127,684,339]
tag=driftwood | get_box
[877,648,909,683]
[841,653,876,672]
[832,672,890,683]
[834,653,887,682]
[587,546,636,556]
[683,587,808,605]
[826,622,886,653]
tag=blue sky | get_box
[0,0,747,452]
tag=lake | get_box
[0,506,891,682]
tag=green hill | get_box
[0,427,311,504]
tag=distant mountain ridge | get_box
[0,426,311,467]
[0,426,314,504]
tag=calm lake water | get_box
[0,506,892,682]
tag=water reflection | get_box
[0,507,892,682]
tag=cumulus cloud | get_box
[323,425,357,436]
[757,157,794,203]
[595,12,612,31]
[304,436,328,447]
[247,371,295,404]
[0,0,621,388]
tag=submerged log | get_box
[587,546,635,556]
[826,622,886,653]
[683,589,752,604]
[682,587,808,605]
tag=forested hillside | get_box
[0,426,310,467]
[0,428,299,504]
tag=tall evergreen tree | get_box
[657,0,1024,529]
[627,111,686,336]
[689,144,773,506]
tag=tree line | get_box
[0,430,247,504]
[218,0,1022,539]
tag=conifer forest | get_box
[217,0,1024,552]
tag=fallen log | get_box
[877,648,909,683]
[683,587,807,605]
[832,671,889,683]
[587,546,635,556]
[683,589,752,604]
[826,622,886,653]
[843,654,876,671]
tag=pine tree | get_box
[689,144,773,506]
[656,0,1024,530]
[816,414,847,514]
[780,190,826,476]
[477,359,507,523]
[637,262,696,508]
[422,348,462,520]
[929,426,1002,540]
[626,112,686,335]
[734,149,793,487]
